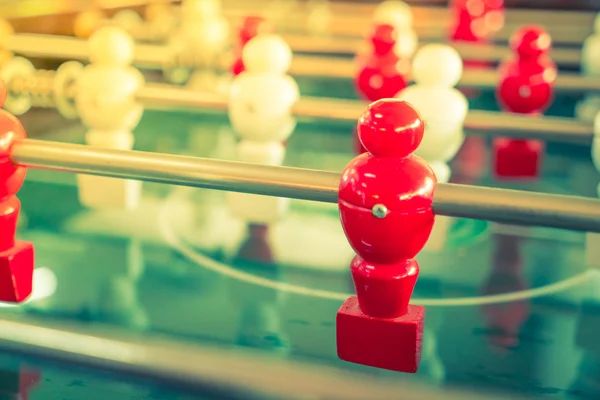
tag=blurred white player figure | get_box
[227,34,299,224]
[75,26,145,210]
[396,44,468,252]
[306,0,332,37]
[166,0,228,88]
[586,112,600,267]
[576,14,600,123]
[373,0,418,59]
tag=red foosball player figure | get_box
[449,0,505,43]
[448,0,505,98]
[231,16,273,76]
[336,99,436,373]
[0,79,34,303]
[354,24,409,154]
[494,26,556,179]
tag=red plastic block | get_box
[493,138,543,179]
[336,296,425,373]
[0,241,34,303]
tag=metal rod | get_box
[0,314,508,400]
[463,111,595,144]
[283,34,582,66]
[10,139,600,233]
[7,33,600,93]
[138,84,596,144]
[222,1,596,45]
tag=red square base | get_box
[336,296,424,373]
[0,241,34,303]
[493,138,543,179]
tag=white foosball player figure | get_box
[372,0,418,59]
[165,0,229,88]
[75,26,145,210]
[396,44,468,251]
[227,34,299,224]
[576,14,600,123]
[586,111,600,267]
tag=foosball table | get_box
[0,0,599,399]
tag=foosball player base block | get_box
[0,241,34,303]
[493,138,543,179]
[336,296,424,373]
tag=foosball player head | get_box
[0,83,34,303]
[336,99,436,373]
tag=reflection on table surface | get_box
[3,102,599,399]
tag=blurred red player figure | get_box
[494,26,556,179]
[231,16,273,76]
[448,0,504,97]
[449,0,504,43]
[337,99,436,373]
[0,80,34,303]
[354,24,409,153]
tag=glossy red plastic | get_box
[339,156,435,264]
[231,16,273,76]
[350,255,419,318]
[483,0,505,34]
[337,296,424,373]
[0,240,34,303]
[337,100,434,373]
[231,55,245,77]
[339,198,434,264]
[238,16,273,48]
[497,45,556,114]
[493,138,544,179]
[449,0,505,41]
[0,195,19,251]
[339,157,434,211]
[340,99,435,263]
[370,24,397,56]
[356,99,425,158]
[448,0,487,42]
[494,27,553,179]
[0,110,27,199]
[355,53,408,102]
[510,25,551,60]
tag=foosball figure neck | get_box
[0,79,34,303]
[337,99,436,373]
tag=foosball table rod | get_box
[5,32,600,93]
[10,138,600,233]
[2,68,596,145]
[139,85,598,144]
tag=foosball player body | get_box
[336,99,436,373]
[0,80,34,303]
[493,26,556,179]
